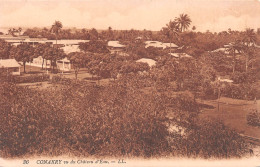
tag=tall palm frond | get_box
[175,14,191,32]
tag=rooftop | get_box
[136,58,156,67]
[108,41,125,48]
[169,53,192,58]
[0,59,21,68]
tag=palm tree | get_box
[242,28,256,72]
[50,20,63,45]
[243,28,256,46]
[226,40,242,73]
[192,26,196,31]
[165,20,179,54]
[18,27,22,36]
[175,14,191,32]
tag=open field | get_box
[200,97,260,138]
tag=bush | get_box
[231,71,257,84]
[176,120,250,158]
[222,84,257,100]
[51,75,73,84]
[247,110,260,127]
[15,74,50,83]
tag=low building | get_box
[107,41,126,54]
[56,57,71,71]
[31,56,51,69]
[0,59,21,75]
[30,56,72,71]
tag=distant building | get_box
[0,35,89,47]
[145,41,178,49]
[0,59,21,75]
[31,56,51,69]
[30,57,72,71]
[56,57,71,71]
[107,41,126,55]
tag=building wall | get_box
[56,61,71,71]
[31,56,51,68]
[0,67,20,75]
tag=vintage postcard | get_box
[0,0,260,167]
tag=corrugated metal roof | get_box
[0,59,21,68]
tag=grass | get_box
[200,97,260,138]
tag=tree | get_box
[161,20,179,54]
[34,43,52,70]
[107,26,114,40]
[10,43,35,73]
[79,40,109,54]
[67,52,89,79]
[18,27,22,36]
[0,39,12,59]
[226,40,243,73]
[50,21,63,45]
[175,13,191,32]
[192,26,196,31]
[242,28,257,72]
[43,47,65,72]
[8,28,16,36]
[89,28,99,40]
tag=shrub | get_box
[222,84,257,100]
[247,110,260,127]
[15,74,50,83]
[231,71,257,84]
[177,120,250,158]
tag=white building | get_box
[56,57,71,71]
[107,41,126,55]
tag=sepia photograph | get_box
[0,0,260,166]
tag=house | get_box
[0,59,21,75]
[136,58,156,67]
[56,57,71,71]
[31,56,51,69]
[107,41,126,55]
[30,56,72,71]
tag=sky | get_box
[0,0,260,32]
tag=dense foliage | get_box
[247,110,260,128]
[0,74,251,158]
